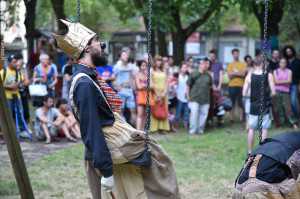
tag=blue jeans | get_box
[8,98,25,132]
[290,84,299,118]
[175,100,189,124]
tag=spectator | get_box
[273,58,298,129]
[113,50,137,125]
[150,55,170,133]
[186,56,194,73]
[283,45,300,118]
[162,56,169,69]
[175,62,190,129]
[96,56,115,87]
[243,55,253,129]
[33,54,58,97]
[168,72,178,132]
[244,55,253,70]
[0,54,31,137]
[135,60,153,130]
[242,58,276,154]
[15,53,30,123]
[209,50,224,126]
[168,56,179,75]
[227,48,247,122]
[209,49,224,91]
[187,58,212,134]
[56,98,81,139]
[34,95,77,143]
[61,57,74,99]
[268,49,280,72]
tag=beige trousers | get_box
[85,161,147,199]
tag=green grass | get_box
[0,124,292,199]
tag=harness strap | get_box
[69,73,112,121]
[249,154,263,178]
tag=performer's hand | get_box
[101,176,114,192]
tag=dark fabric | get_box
[211,62,223,86]
[21,94,30,122]
[228,87,243,108]
[250,73,271,115]
[238,155,290,184]
[187,71,212,105]
[73,64,114,177]
[252,132,300,164]
[288,58,300,85]
[63,64,73,76]
[268,60,279,72]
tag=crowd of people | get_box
[1,43,300,148]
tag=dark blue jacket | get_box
[72,64,114,177]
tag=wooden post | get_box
[0,77,35,198]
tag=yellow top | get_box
[227,61,246,87]
[0,67,23,99]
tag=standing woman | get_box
[150,55,170,133]
[273,58,298,129]
[135,60,154,130]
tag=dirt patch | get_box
[0,139,78,167]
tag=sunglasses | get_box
[100,42,106,50]
[92,36,106,50]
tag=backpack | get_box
[2,67,19,83]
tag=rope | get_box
[76,0,80,22]
[144,0,153,137]
[258,0,269,144]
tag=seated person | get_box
[56,98,81,139]
[34,95,77,143]
[234,132,300,199]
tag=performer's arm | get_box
[75,80,113,177]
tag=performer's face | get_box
[88,37,107,67]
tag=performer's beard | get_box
[91,51,107,66]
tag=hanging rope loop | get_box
[258,0,269,144]
[144,0,153,139]
[76,0,80,22]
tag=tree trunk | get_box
[157,28,168,57]
[50,0,66,33]
[172,31,185,65]
[252,0,284,49]
[24,0,37,67]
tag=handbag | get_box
[151,100,168,120]
[29,83,48,97]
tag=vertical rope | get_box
[258,0,269,144]
[144,0,152,136]
[76,0,80,22]
[0,0,4,69]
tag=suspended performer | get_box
[53,19,180,199]
[233,131,300,199]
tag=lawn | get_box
[0,124,292,199]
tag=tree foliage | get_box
[279,0,300,45]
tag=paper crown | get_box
[53,19,96,59]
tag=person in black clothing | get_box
[54,19,114,197]
[268,49,280,72]
[283,45,300,118]
[234,131,300,199]
[243,58,276,154]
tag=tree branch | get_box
[184,0,224,38]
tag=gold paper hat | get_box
[53,19,96,59]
